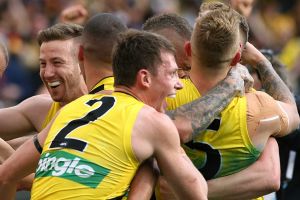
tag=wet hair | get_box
[113,30,175,87]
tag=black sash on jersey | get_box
[89,84,104,94]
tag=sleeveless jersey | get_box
[163,78,263,200]
[31,92,143,200]
[89,76,114,94]
[41,101,61,129]
[167,79,261,179]
[41,76,114,129]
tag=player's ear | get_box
[230,43,242,66]
[184,41,192,57]
[78,45,84,62]
[137,69,151,88]
[230,51,241,66]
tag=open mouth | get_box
[167,94,176,98]
[48,81,61,88]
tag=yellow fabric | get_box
[41,101,62,129]
[279,38,300,71]
[31,92,142,200]
[91,76,115,92]
[157,79,262,200]
[166,79,260,178]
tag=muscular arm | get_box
[0,138,15,164]
[127,159,158,200]
[243,43,299,134]
[167,65,250,142]
[132,109,207,199]
[207,137,280,200]
[0,95,52,140]
[0,119,52,199]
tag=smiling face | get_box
[39,39,82,103]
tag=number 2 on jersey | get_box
[49,96,115,151]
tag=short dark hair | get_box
[82,13,127,64]
[112,30,175,87]
[142,13,192,40]
[37,23,83,46]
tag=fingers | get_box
[60,4,88,25]
[241,42,266,68]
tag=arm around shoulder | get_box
[207,137,280,200]
[0,94,52,140]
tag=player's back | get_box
[31,92,144,200]
[166,78,261,179]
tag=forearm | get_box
[7,135,34,150]
[207,138,280,200]
[0,184,16,200]
[207,170,275,200]
[0,138,40,189]
[127,159,158,200]
[257,60,295,104]
[0,138,15,164]
[167,75,240,142]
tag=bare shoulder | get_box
[132,105,181,162]
[14,94,54,127]
[246,90,275,102]
[246,90,292,138]
[137,105,180,144]
[16,94,53,111]
[246,91,279,114]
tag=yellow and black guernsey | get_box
[89,76,114,94]
[166,79,261,179]
[41,102,62,129]
[31,92,142,200]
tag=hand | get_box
[228,64,253,96]
[59,4,88,25]
[241,42,268,68]
[236,63,254,93]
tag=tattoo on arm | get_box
[257,60,295,104]
[166,76,240,141]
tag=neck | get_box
[114,86,144,103]
[190,60,229,95]
[84,62,113,92]
[114,85,162,111]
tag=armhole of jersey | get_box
[123,104,143,167]
[42,102,57,129]
[240,97,261,157]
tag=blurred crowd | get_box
[0,0,300,107]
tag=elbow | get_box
[264,167,281,193]
[269,174,280,192]
[289,112,300,133]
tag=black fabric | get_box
[33,134,43,154]
[89,84,104,94]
